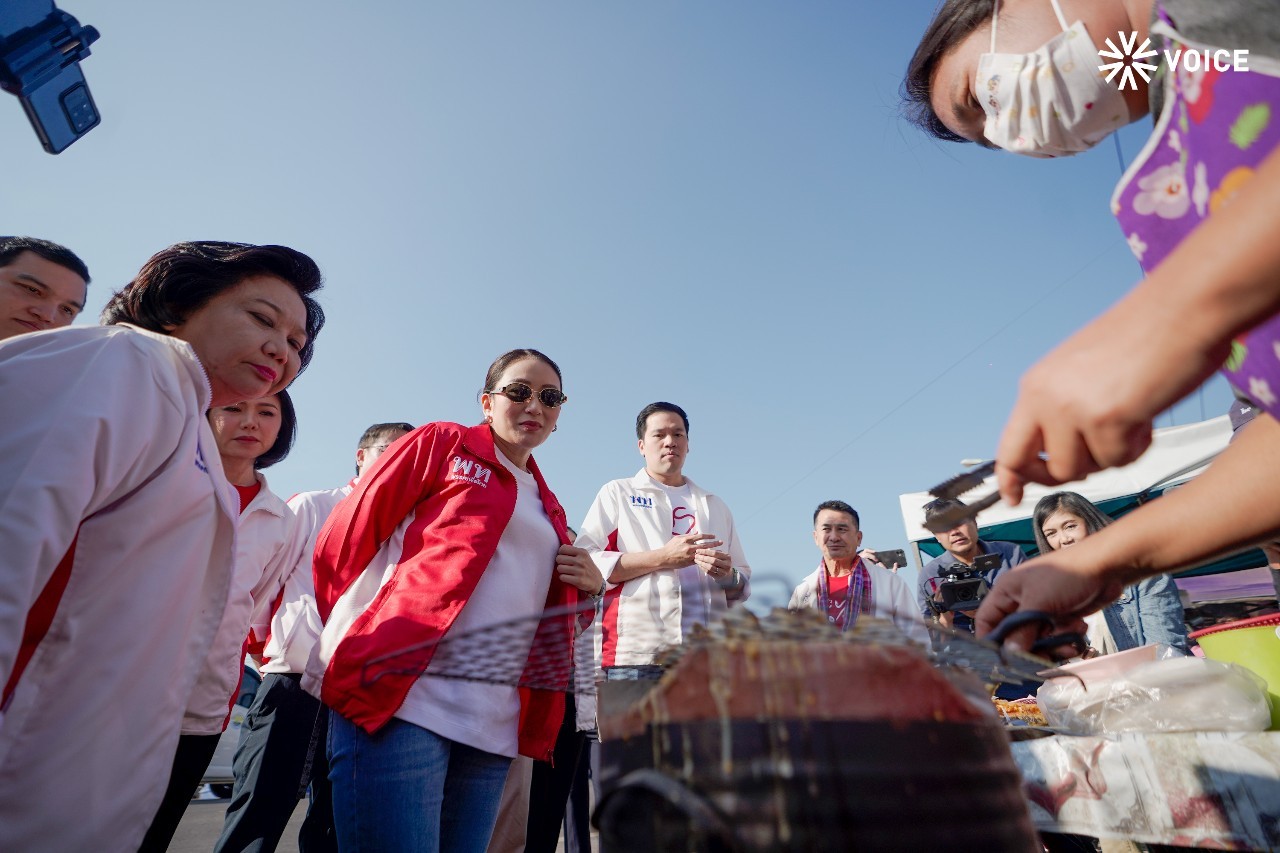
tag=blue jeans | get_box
[328,712,512,853]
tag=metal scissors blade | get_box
[923,460,998,533]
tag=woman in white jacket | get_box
[0,241,324,852]
[140,389,307,850]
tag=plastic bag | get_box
[1037,656,1272,734]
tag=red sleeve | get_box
[312,425,441,621]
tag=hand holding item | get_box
[995,282,1230,506]
[556,544,605,594]
[975,550,1118,652]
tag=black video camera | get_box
[933,552,1001,613]
[0,1,100,154]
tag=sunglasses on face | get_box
[490,382,568,409]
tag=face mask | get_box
[978,0,1129,158]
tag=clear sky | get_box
[4,1,1232,606]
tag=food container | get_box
[1190,613,1280,730]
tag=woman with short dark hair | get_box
[139,390,309,850]
[0,241,323,851]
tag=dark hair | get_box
[354,421,414,474]
[635,402,689,440]
[481,349,563,399]
[1032,491,1113,553]
[0,235,90,283]
[923,497,971,527]
[902,0,997,143]
[100,241,325,374]
[254,389,297,470]
[358,421,415,450]
[813,499,860,528]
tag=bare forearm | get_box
[1077,416,1280,584]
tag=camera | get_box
[0,2,100,154]
[932,553,1001,613]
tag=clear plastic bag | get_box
[1037,655,1272,735]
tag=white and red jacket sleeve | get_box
[0,327,195,698]
[576,482,625,583]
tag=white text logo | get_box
[1099,33,1249,91]
[447,456,492,487]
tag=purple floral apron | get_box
[1111,8,1280,415]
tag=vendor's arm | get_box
[997,144,1280,503]
[980,414,1280,648]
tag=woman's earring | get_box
[485,415,492,424]
[552,425,557,432]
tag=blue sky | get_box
[5,1,1232,604]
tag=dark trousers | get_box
[562,739,594,853]
[139,732,222,852]
[525,694,588,853]
[215,673,335,853]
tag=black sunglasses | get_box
[490,382,568,409]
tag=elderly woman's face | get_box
[169,275,307,407]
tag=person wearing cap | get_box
[916,497,1026,633]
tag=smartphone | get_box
[872,549,907,569]
[0,4,101,154]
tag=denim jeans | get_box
[602,665,664,681]
[328,711,512,853]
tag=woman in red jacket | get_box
[306,348,603,853]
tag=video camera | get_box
[932,552,1001,613]
[0,1,100,154]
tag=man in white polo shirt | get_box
[577,401,750,680]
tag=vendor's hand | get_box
[995,291,1228,505]
[975,556,1120,652]
[694,547,734,584]
[556,544,605,594]
[659,532,722,569]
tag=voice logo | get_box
[1099,32,1250,91]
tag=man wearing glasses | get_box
[577,401,751,681]
[216,422,413,853]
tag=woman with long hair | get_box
[0,241,324,850]
[1032,492,1188,655]
[305,348,603,852]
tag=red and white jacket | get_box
[302,422,583,762]
[184,473,302,734]
[577,470,751,667]
[0,325,238,851]
[257,483,352,676]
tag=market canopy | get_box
[898,415,1264,578]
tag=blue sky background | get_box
[4,1,1232,605]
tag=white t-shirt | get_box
[395,449,560,757]
[655,481,717,635]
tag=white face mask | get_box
[978,0,1129,158]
